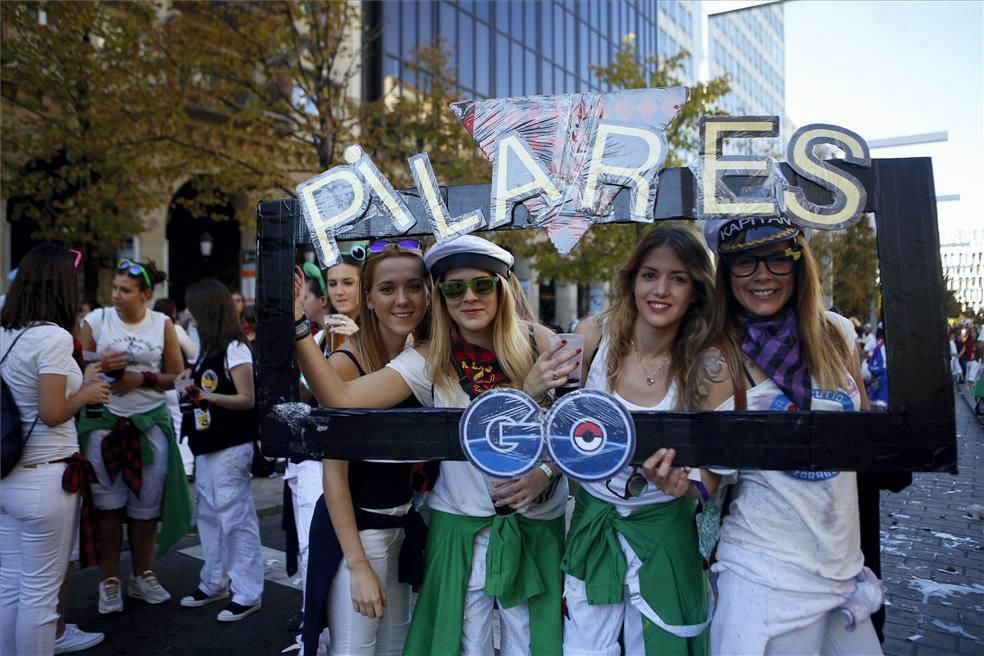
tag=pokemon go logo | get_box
[459,389,636,482]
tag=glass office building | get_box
[708,3,786,126]
[368,0,703,101]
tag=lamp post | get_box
[200,232,214,259]
[303,244,316,263]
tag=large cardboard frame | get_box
[255,157,956,472]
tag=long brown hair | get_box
[600,224,715,409]
[705,233,852,394]
[1,244,80,333]
[352,249,431,374]
[428,270,534,398]
[185,279,245,358]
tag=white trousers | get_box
[711,568,883,655]
[195,443,264,606]
[85,425,169,518]
[327,527,410,656]
[286,460,323,609]
[0,463,78,656]
[562,533,648,656]
[461,527,531,656]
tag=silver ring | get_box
[551,370,559,380]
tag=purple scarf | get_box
[738,309,812,410]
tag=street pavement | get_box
[62,396,984,655]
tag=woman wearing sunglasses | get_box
[300,238,431,656]
[295,235,568,656]
[1,245,109,655]
[527,224,720,655]
[660,217,879,654]
[78,258,192,615]
[287,243,366,633]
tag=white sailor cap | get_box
[423,235,514,279]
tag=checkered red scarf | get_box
[55,454,100,568]
[101,417,144,495]
[738,309,812,410]
[451,335,507,398]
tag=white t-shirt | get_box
[84,308,168,417]
[717,311,863,581]
[224,340,253,374]
[0,324,82,464]
[387,347,567,520]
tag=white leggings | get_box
[287,460,323,610]
[461,527,532,656]
[0,463,78,656]
[327,527,411,656]
[85,425,169,518]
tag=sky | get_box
[705,0,983,232]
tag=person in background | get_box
[230,291,255,343]
[153,298,198,478]
[78,259,192,615]
[285,244,364,634]
[178,279,264,622]
[1,245,109,655]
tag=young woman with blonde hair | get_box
[654,216,880,654]
[300,239,431,656]
[527,224,722,655]
[294,235,570,656]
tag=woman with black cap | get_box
[649,217,882,654]
[294,234,572,656]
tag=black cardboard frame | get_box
[255,157,956,472]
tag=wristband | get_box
[538,463,555,482]
[691,480,711,503]
[141,371,159,388]
[295,317,312,341]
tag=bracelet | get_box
[346,556,368,569]
[294,314,309,328]
[691,480,711,503]
[538,462,555,482]
[295,319,311,341]
[141,371,159,388]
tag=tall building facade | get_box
[941,228,984,313]
[369,0,704,100]
[708,3,786,144]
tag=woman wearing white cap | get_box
[654,217,882,654]
[524,224,722,655]
[294,234,572,656]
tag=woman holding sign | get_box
[525,224,721,655]
[295,235,569,656]
[300,239,431,656]
[657,217,881,654]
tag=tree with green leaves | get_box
[493,40,731,285]
[1,2,179,264]
[809,219,880,320]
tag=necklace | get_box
[631,342,670,386]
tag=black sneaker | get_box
[217,601,261,622]
[287,612,304,632]
[180,588,229,608]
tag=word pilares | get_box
[459,388,636,483]
[296,88,871,268]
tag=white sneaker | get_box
[54,624,105,654]
[127,570,171,604]
[98,577,123,614]
[180,587,229,608]
[216,600,261,622]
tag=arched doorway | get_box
[166,181,240,309]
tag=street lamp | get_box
[200,232,214,258]
[303,244,316,263]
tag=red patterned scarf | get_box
[55,454,100,568]
[101,417,144,495]
[451,335,507,398]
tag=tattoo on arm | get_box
[687,349,728,410]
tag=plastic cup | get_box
[548,333,585,392]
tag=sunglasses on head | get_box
[438,275,499,301]
[605,466,649,501]
[69,249,83,269]
[117,258,152,289]
[367,239,423,255]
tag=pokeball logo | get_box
[545,389,635,482]
[571,420,606,453]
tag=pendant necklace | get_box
[631,342,669,386]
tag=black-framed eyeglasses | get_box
[367,239,423,254]
[605,466,649,500]
[438,275,499,301]
[727,247,802,278]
